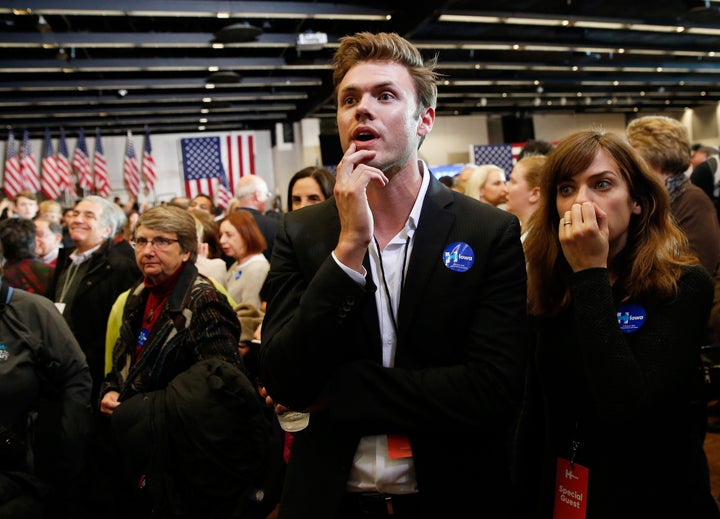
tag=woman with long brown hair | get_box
[518,129,718,518]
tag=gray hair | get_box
[135,205,198,262]
[106,202,127,236]
[81,195,117,234]
[234,175,269,200]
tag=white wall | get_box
[532,113,627,142]
[686,104,720,147]
[421,114,490,167]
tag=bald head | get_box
[234,175,271,211]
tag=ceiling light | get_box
[439,14,502,23]
[296,32,328,51]
[36,15,51,33]
[205,71,241,84]
[573,21,627,30]
[213,22,262,43]
[505,17,559,26]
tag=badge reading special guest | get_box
[442,242,474,272]
[616,303,646,333]
[553,457,588,519]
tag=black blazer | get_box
[48,240,142,402]
[259,176,530,518]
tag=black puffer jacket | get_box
[111,358,270,518]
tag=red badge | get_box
[387,434,413,459]
[553,457,588,519]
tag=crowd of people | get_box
[1,30,720,519]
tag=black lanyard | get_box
[373,235,410,336]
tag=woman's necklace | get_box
[144,296,166,325]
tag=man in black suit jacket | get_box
[259,32,529,519]
[233,174,278,261]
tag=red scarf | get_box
[135,267,184,359]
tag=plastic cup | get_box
[277,411,310,432]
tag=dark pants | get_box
[338,492,422,519]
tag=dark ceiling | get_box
[4,0,720,139]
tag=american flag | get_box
[73,128,93,193]
[181,133,255,201]
[471,143,525,179]
[93,128,111,197]
[41,127,61,200]
[216,170,232,210]
[3,129,22,199]
[57,127,76,199]
[20,129,40,193]
[141,125,157,193]
[123,130,140,198]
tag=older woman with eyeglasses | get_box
[98,205,268,518]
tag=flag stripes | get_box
[3,130,262,204]
[124,131,140,198]
[94,128,111,197]
[181,136,223,201]
[3,130,22,199]
[142,126,157,193]
[20,129,40,193]
[181,133,255,203]
[224,133,255,196]
[57,128,76,200]
[41,128,61,200]
[216,170,232,210]
[73,129,92,192]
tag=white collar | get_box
[69,243,102,265]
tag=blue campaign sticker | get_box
[442,242,475,272]
[137,327,150,348]
[616,303,646,333]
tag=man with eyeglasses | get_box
[233,175,278,261]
